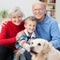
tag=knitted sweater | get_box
[0,21,24,49]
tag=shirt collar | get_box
[37,14,49,24]
[24,29,35,38]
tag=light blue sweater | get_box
[35,15,60,48]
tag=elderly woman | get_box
[0,7,25,60]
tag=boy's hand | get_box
[19,40,30,52]
[15,49,21,58]
[16,31,25,41]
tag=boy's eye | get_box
[33,25,36,27]
[29,24,31,26]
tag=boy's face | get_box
[11,12,22,25]
[24,20,36,34]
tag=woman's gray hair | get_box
[9,7,24,18]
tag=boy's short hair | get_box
[24,16,37,25]
[9,7,24,18]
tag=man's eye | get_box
[34,8,43,11]
[18,16,21,18]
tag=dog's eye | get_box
[30,42,33,45]
[31,42,33,44]
[38,43,41,46]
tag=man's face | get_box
[32,3,46,21]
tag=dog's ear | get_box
[42,41,51,54]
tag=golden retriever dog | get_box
[30,39,60,60]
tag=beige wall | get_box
[0,0,59,23]
[56,0,60,23]
[0,0,37,19]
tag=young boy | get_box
[14,17,37,60]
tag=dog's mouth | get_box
[30,50,37,54]
[30,47,37,54]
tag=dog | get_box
[30,39,60,60]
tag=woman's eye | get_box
[13,17,16,18]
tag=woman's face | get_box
[11,12,22,25]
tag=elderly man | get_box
[32,1,60,49]
[21,1,60,60]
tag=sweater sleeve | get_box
[0,37,16,45]
[50,21,60,48]
[0,25,16,45]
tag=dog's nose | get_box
[30,47,34,51]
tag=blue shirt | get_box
[35,15,60,48]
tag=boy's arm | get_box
[16,34,30,52]
[19,40,30,52]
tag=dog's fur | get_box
[30,39,60,60]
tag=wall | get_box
[0,0,37,19]
[0,0,59,23]
[56,0,60,23]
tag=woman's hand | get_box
[1,20,11,27]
